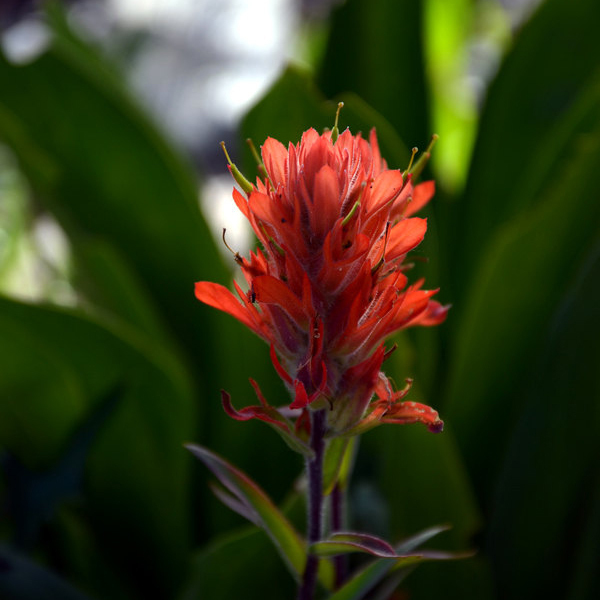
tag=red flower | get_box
[196,127,447,438]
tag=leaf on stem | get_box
[325,525,469,600]
[311,532,399,558]
[186,444,334,589]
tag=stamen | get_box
[341,200,361,227]
[222,228,243,266]
[246,138,270,182]
[403,147,418,176]
[371,222,391,274]
[220,141,254,194]
[409,134,438,178]
[259,223,286,257]
[331,101,344,143]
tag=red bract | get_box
[195,127,447,438]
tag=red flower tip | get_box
[197,127,447,439]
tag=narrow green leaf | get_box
[186,444,334,589]
[311,532,397,558]
[326,526,450,600]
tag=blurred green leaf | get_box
[0,297,194,598]
[0,14,229,401]
[318,0,430,148]
[422,0,480,190]
[241,66,410,174]
[180,526,295,600]
[486,243,600,600]
[445,115,600,492]
[455,0,600,285]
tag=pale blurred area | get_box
[0,0,542,303]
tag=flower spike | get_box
[197,126,447,443]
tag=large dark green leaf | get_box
[241,66,411,173]
[486,244,600,600]
[0,297,194,598]
[0,11,229,412]
[318,0,430,148]
[0,11,291,514]
[444,116,600,492]
[454,0,600,288]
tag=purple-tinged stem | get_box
[331,482,349,588]
[297,409,327,600]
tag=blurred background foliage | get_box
[0,0,599,599]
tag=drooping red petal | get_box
[380,400,444,433]
[409,299,450,327]
[269,344,293,385]
[221,389,289,431]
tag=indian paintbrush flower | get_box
[195,125,447,446]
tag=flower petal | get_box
[380,400,444,433]
[386,217,427,260]
[310,165,341,239]
[404,180,435,217]
[362,169,404,215]
[261,137,288,188]
[253,275,309,328]
[195,281,258,333]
